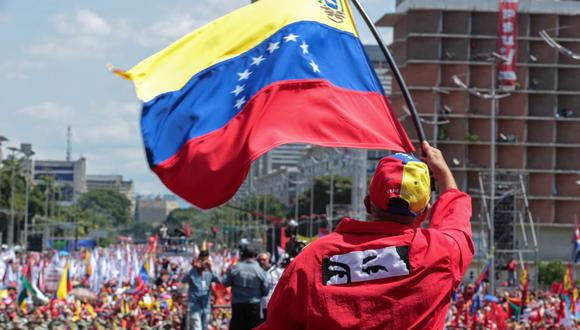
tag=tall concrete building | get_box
[377,0,580,261]
[86,175,136,213]
[28,158,87,204]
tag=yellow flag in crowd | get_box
[86,303,97,318]
[564,265,574,293]
[520,265,528,287]
[56,261,70,300]
[86,251,92,277]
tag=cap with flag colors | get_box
[369,153,430,217]
[117,0,414,209]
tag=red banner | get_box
[497,0,518,90]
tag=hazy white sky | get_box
[0,0,395,197]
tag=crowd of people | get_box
[447,284,580,329]
[2,239,580,329]
[2,144,580,330]
[0,237,291,330]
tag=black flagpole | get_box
[349,0,426,144]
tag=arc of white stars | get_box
[234,96,247,110]
[231,84,245,96]
[267,41,280,54]
[251,55,266,66]
[300,41,309,55]
[237,69,252,81]
[284,33,299,42]
[310,60,320,73]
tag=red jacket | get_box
[258,189,473,330]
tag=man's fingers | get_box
[421,141,433,159]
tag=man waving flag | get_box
[116,0,414,209]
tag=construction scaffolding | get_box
[479,171,540,289]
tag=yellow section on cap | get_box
[126,0,359,102]
[400,161,430,214]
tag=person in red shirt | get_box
[257,141,474,330]
[507,258,517,287]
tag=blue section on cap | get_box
[390,153,420,165]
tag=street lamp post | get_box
[21,146,34,249]
[453,53,510,294]
[329,169,334,232]
[7,147,20,246]
[295,182,300,222]
[489,61,498,293]
[309,164,314,237]
[0,136,7,246]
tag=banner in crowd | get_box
[497,0,519,90]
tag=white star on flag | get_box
[267,42,280,54]
[309,60,320,73]
[300,41,309,55]
[284,33,299,42]
[237,69,252,81]
[231,85,245,96]
[234,96,247,109]
[251,55,266,66]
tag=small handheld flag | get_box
[56,261,70,300]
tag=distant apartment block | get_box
[135,195,179,224]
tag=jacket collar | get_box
[335,218,415,236]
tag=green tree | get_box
[77,189,133,227]
[298,174,351,216]
[538,260,566,286]
[0,159,49,241]
[240,195,288,219]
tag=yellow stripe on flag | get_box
[126,0,358,102]
[56,261,69,300]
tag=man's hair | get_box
[241,245,257,259]
[366,196,418,225]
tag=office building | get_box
[28,158,87,204]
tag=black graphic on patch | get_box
[322,246,411,286]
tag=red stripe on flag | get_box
[154,79,413,209]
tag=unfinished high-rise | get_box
[378,0,580,261]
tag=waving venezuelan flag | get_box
[122,0,414,209]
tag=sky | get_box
[0,0,395,197]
